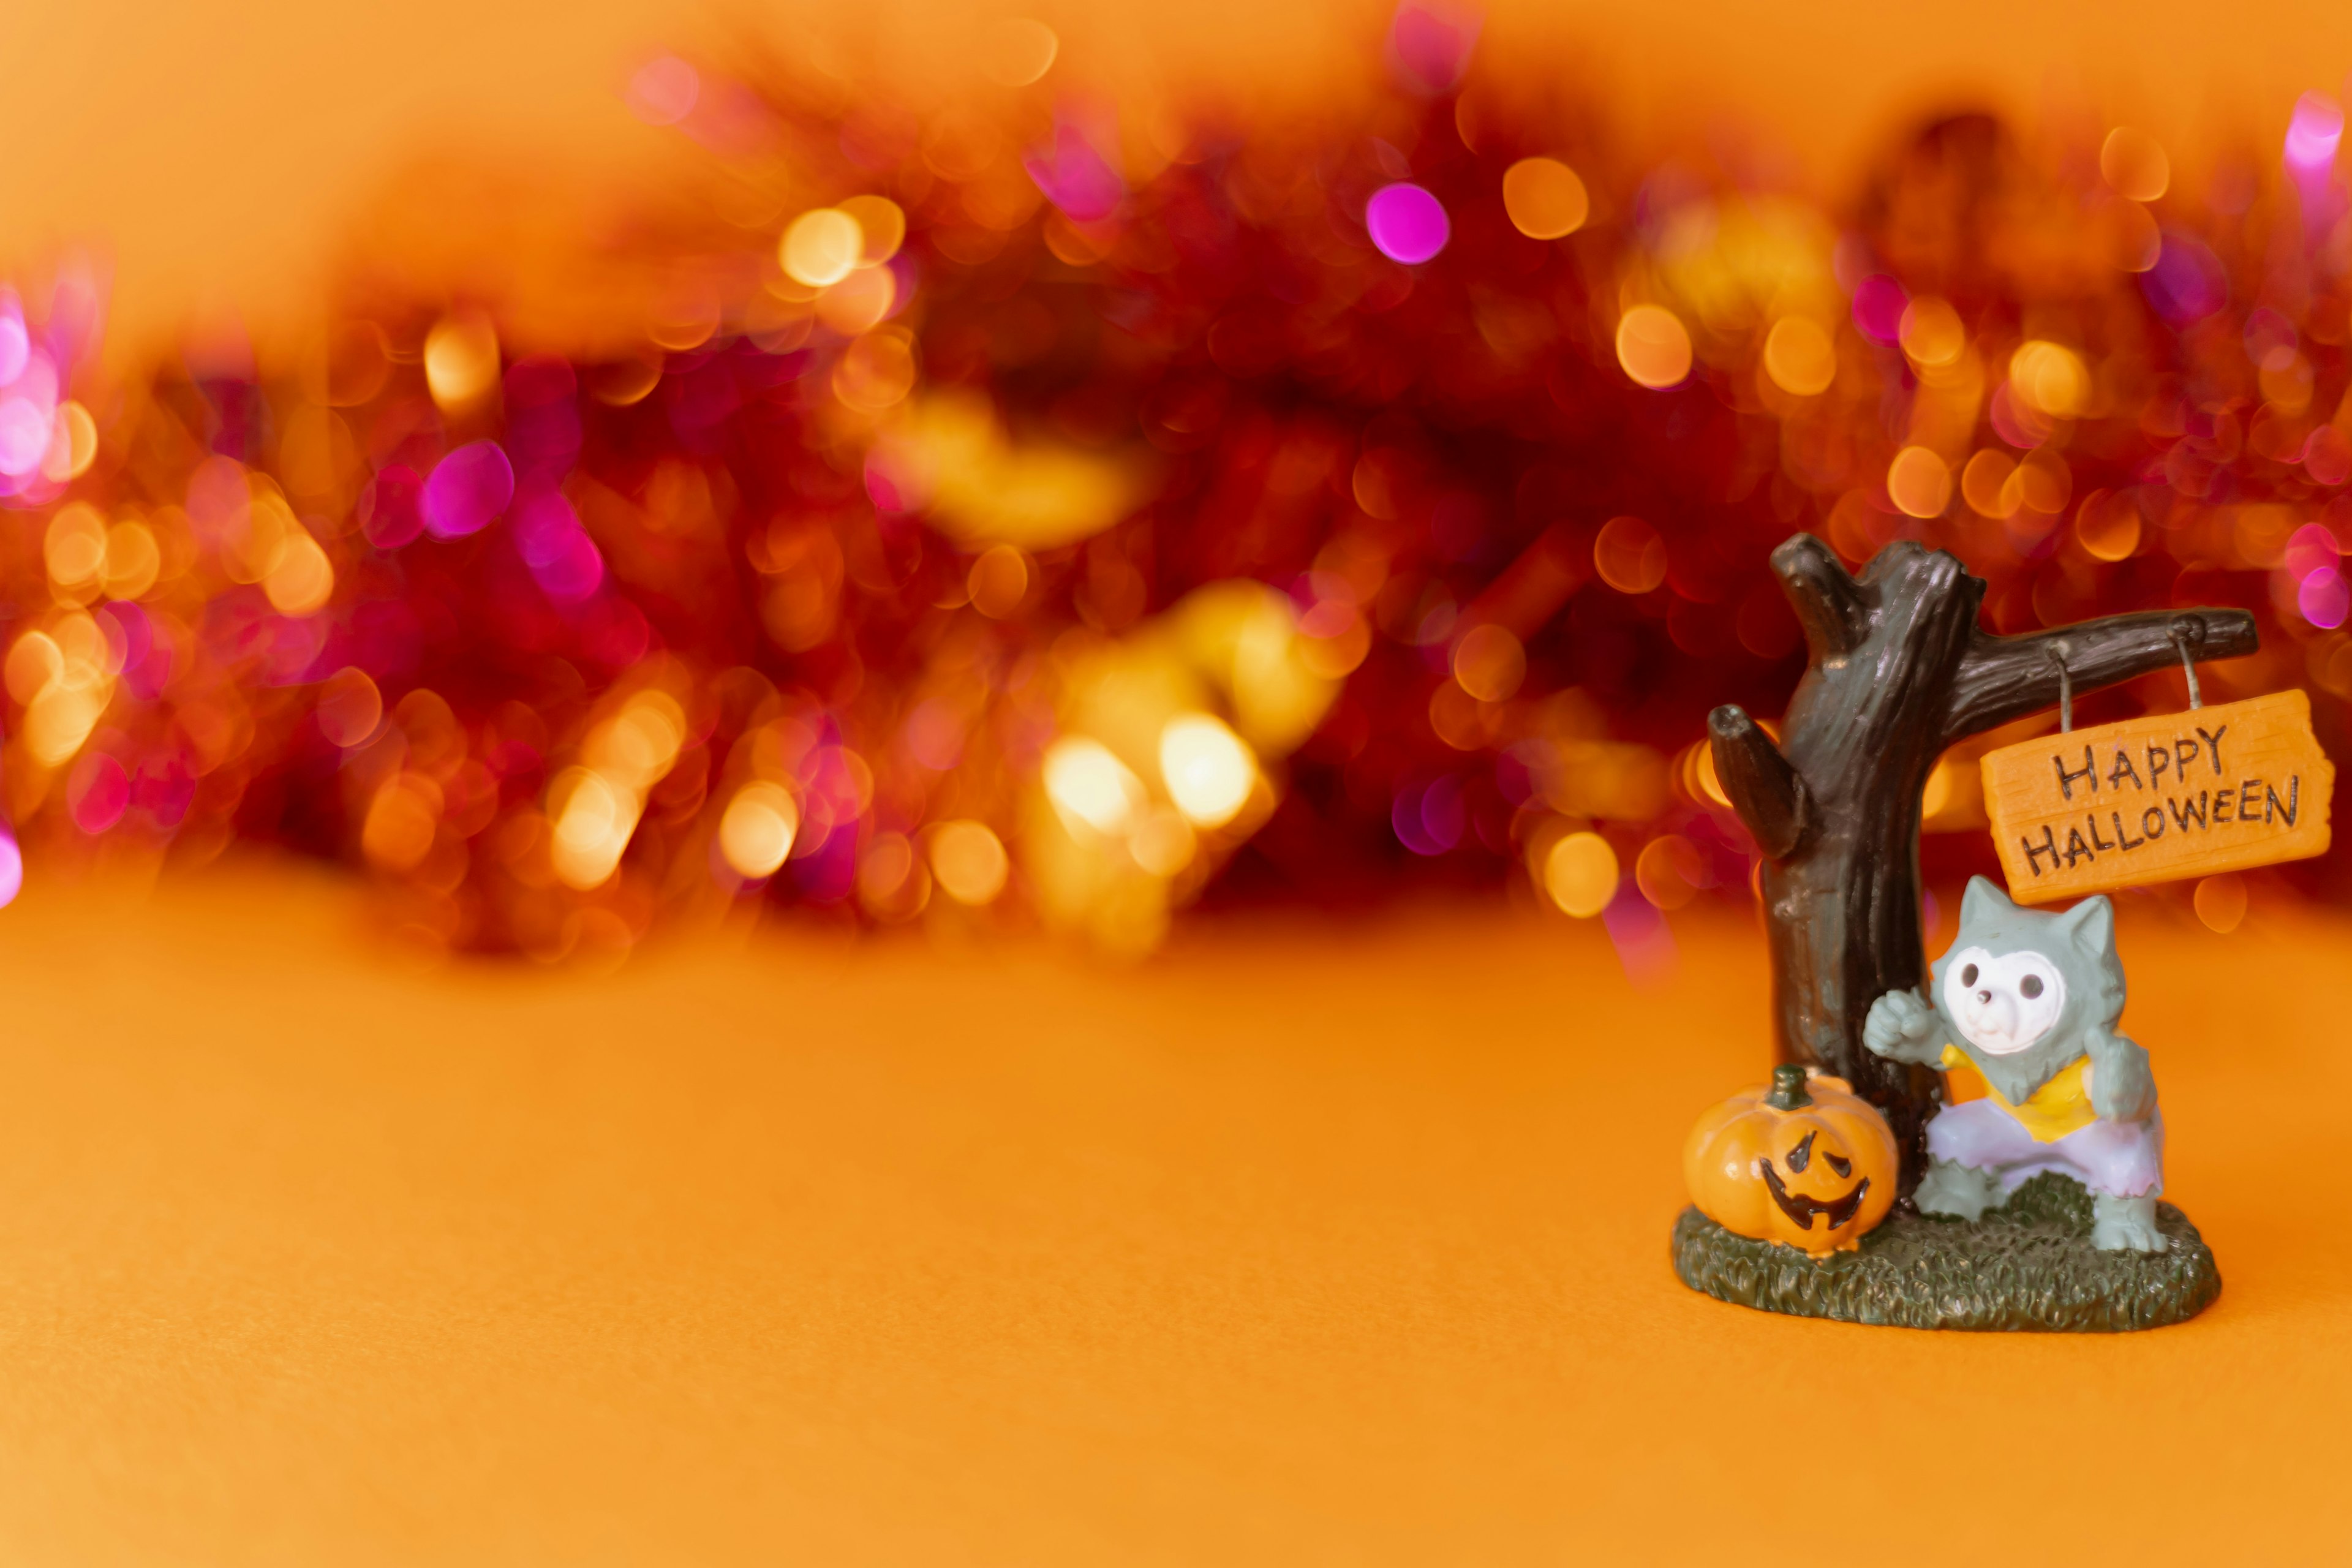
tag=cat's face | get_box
[1929,876,2125,1103]
[1939,946,2066,1056]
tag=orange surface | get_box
[0,863,2345,1562]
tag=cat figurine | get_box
[1863,875,2165,1251]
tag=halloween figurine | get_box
[1862,878,2163,1252]
[1668,533,2253,1330]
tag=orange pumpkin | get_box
[1683,1065,1898,1257]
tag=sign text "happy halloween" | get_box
[1978,690,2335,903]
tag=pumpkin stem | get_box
[1765,1063,1811,1110]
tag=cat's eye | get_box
[2020,975,2043,998]
[1960,963,1978,986]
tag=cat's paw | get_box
[1863,989,1939,1063]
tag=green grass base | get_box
[1671,1173,2221,1332]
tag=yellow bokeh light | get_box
[1898,298,1965,369]
[1501,157,1589,240]
[423,312,501,412]
[18,610,113,766]
[1450,622,1526,703]
[263,528,336,616]
[1159,713,1256,829]
[5,631,62,703]
[982,18,1059,86]
[929,819,1009,905]
[1887,447,1953,519]
[877,391,1145,552]
[2100,127,2171,203]
[589,691,687,789]
[25,682,108,766]
[549,767,639,890]
[103,521,162,600]
[45,503,108,592]
[1761,317,1836,397]
[1544,831,1619,918]
[782,208,864,288]
[46,401,98,481]
[1616,305,1692,390]
[2009,341,2090,420]
[1043,736,1146,838]
[719,780,801,878]
[837,195,907,266]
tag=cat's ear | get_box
[2055,894,2115,954]
[1958,875,2010,929]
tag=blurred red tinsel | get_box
[2,7,2349,956]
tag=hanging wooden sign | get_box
[1980,689,2334,904]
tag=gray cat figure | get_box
[1863,875,2165,1251]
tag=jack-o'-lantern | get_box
[1683,1065,1898,1257]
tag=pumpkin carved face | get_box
[1682,1066,1898,1257]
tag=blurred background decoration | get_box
[4,0,2352,961]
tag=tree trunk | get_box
[1708,535,2258,1195]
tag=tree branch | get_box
[1709,704,1814,860]
[1939,608,2260,743]
[1771,533,1869,657]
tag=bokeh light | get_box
[2100,127,2170,202]
[720,782,801,879]
[1544,832,1618,919]
[1159,714,1256,828]
[1451,624,1526,702]
[316,666,383,747]
[1365,184,1450,264]
[2285,92,2344,173]
[981,19,1059,87]
[929,820,1009,905]
[1615,306,1691,389]
[1887,447,1952,519]
[1044,737,1145,839]
[837,195,908,266]
[2195,873,2249,933]
[1593,516,1668,594]
[423,314,500,412]
[783,209,864,287]
[1897,298,1965,369]
[2008,340,2091,420]
[1501,158,1588,239]
[1762,317,1837,396]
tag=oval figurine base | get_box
[1671,1173,2220,1332]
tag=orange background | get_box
[0,864,2344,1561]
[7,0,2352,355]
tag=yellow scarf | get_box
[1940,1044,2096,1143]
